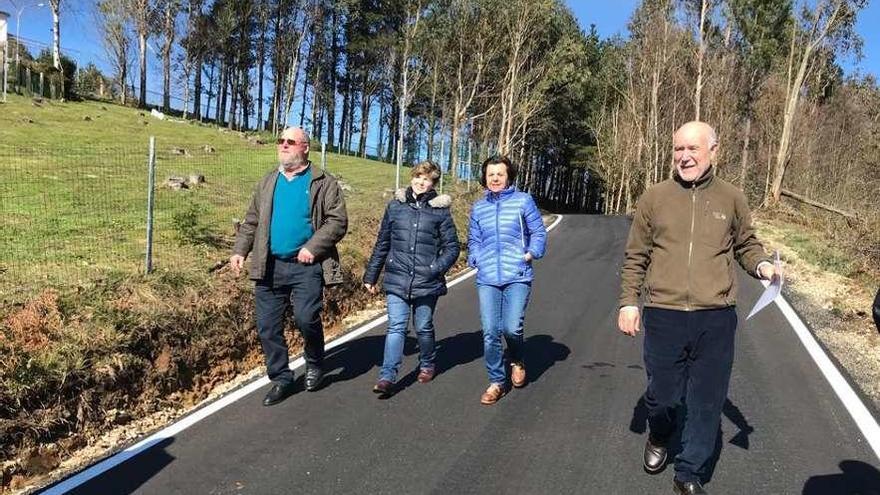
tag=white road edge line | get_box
[769,283,880,460]
[44,214,564,494]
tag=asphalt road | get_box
[49,215,880,494]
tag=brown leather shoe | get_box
[480,383,506,405]
[373,380,393,397]
[417,367,435,383]
[511,362,527,388]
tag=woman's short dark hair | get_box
[480,155,518,189]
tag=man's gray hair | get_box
[707,127,718,148]
[283,126,310,141]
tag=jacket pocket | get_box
[700,201,732,250]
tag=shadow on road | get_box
[523,333,571,384]
[321,334,385,388]
[628,394,754,483]
[56,437,176,495]
[802,460,880,494]
[384,330,485,398]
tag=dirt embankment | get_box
[0,265,380,494]
[754,217,880,408]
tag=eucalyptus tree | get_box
[439,0,496,172]
[768,0,865,205]
[728,0,791,190]
[97,0,133,105]
[48,0,61,69]
[180,0,207,119]
[160,0,181,113]
[131,0,157,108]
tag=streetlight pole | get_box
[11,1,44,89]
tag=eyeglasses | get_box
[276,138,308,146]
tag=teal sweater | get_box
[270,168,313,258]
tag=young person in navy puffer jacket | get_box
[468,155,547,405]
[363,161,460,396]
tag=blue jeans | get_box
[478,282,531,384]
[379,293,439,382]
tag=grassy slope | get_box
[0,95,480,489]
[0,94,476,301]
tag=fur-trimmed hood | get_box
[394,187,452,208]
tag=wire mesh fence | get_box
[0,139,277,300]
[0,133,490,301]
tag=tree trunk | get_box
[162,0,174,113]
[241,66,251,130]
[326,8,339,148]
[738,115,752,188]
[228,64,239,129]
[339,76,350,152]
[120,64,127,105]
[694,0,709,121]
[346,89,357,151]
[427,58,439,160]
[51,0,62,70]
[218,62,228,125]
[359,91,370,158]
[257,24,266,130]
[193,56,203,120]
[138,31,147,108]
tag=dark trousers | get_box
[643,306,737,483]
[255,256,325,386]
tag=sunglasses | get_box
[276,138,308,146]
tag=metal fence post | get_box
[321,141,326,171]
[145,136,156,274]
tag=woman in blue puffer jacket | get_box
[364,161,460,397]
[468,155,547,405]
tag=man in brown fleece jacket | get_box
[618,121,781,495]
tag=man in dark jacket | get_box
[231,127,348,406]
[363,161,459,396]
[618,121,780,494]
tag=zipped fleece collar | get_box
[673,166,715,190]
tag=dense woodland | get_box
[18,0,880,252]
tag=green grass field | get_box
[0,94,478,303]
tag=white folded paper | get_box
[746,251,783,320]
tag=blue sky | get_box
[2,0,877,109]
[564,0,880,79]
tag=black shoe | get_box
[673,478,707,494]
[305,366,324,391]
[643,436,668,473]
[263,382,296,406]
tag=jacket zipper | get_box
[409,206,421,299]
[686,184,696,311]
[495,199,502,283]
